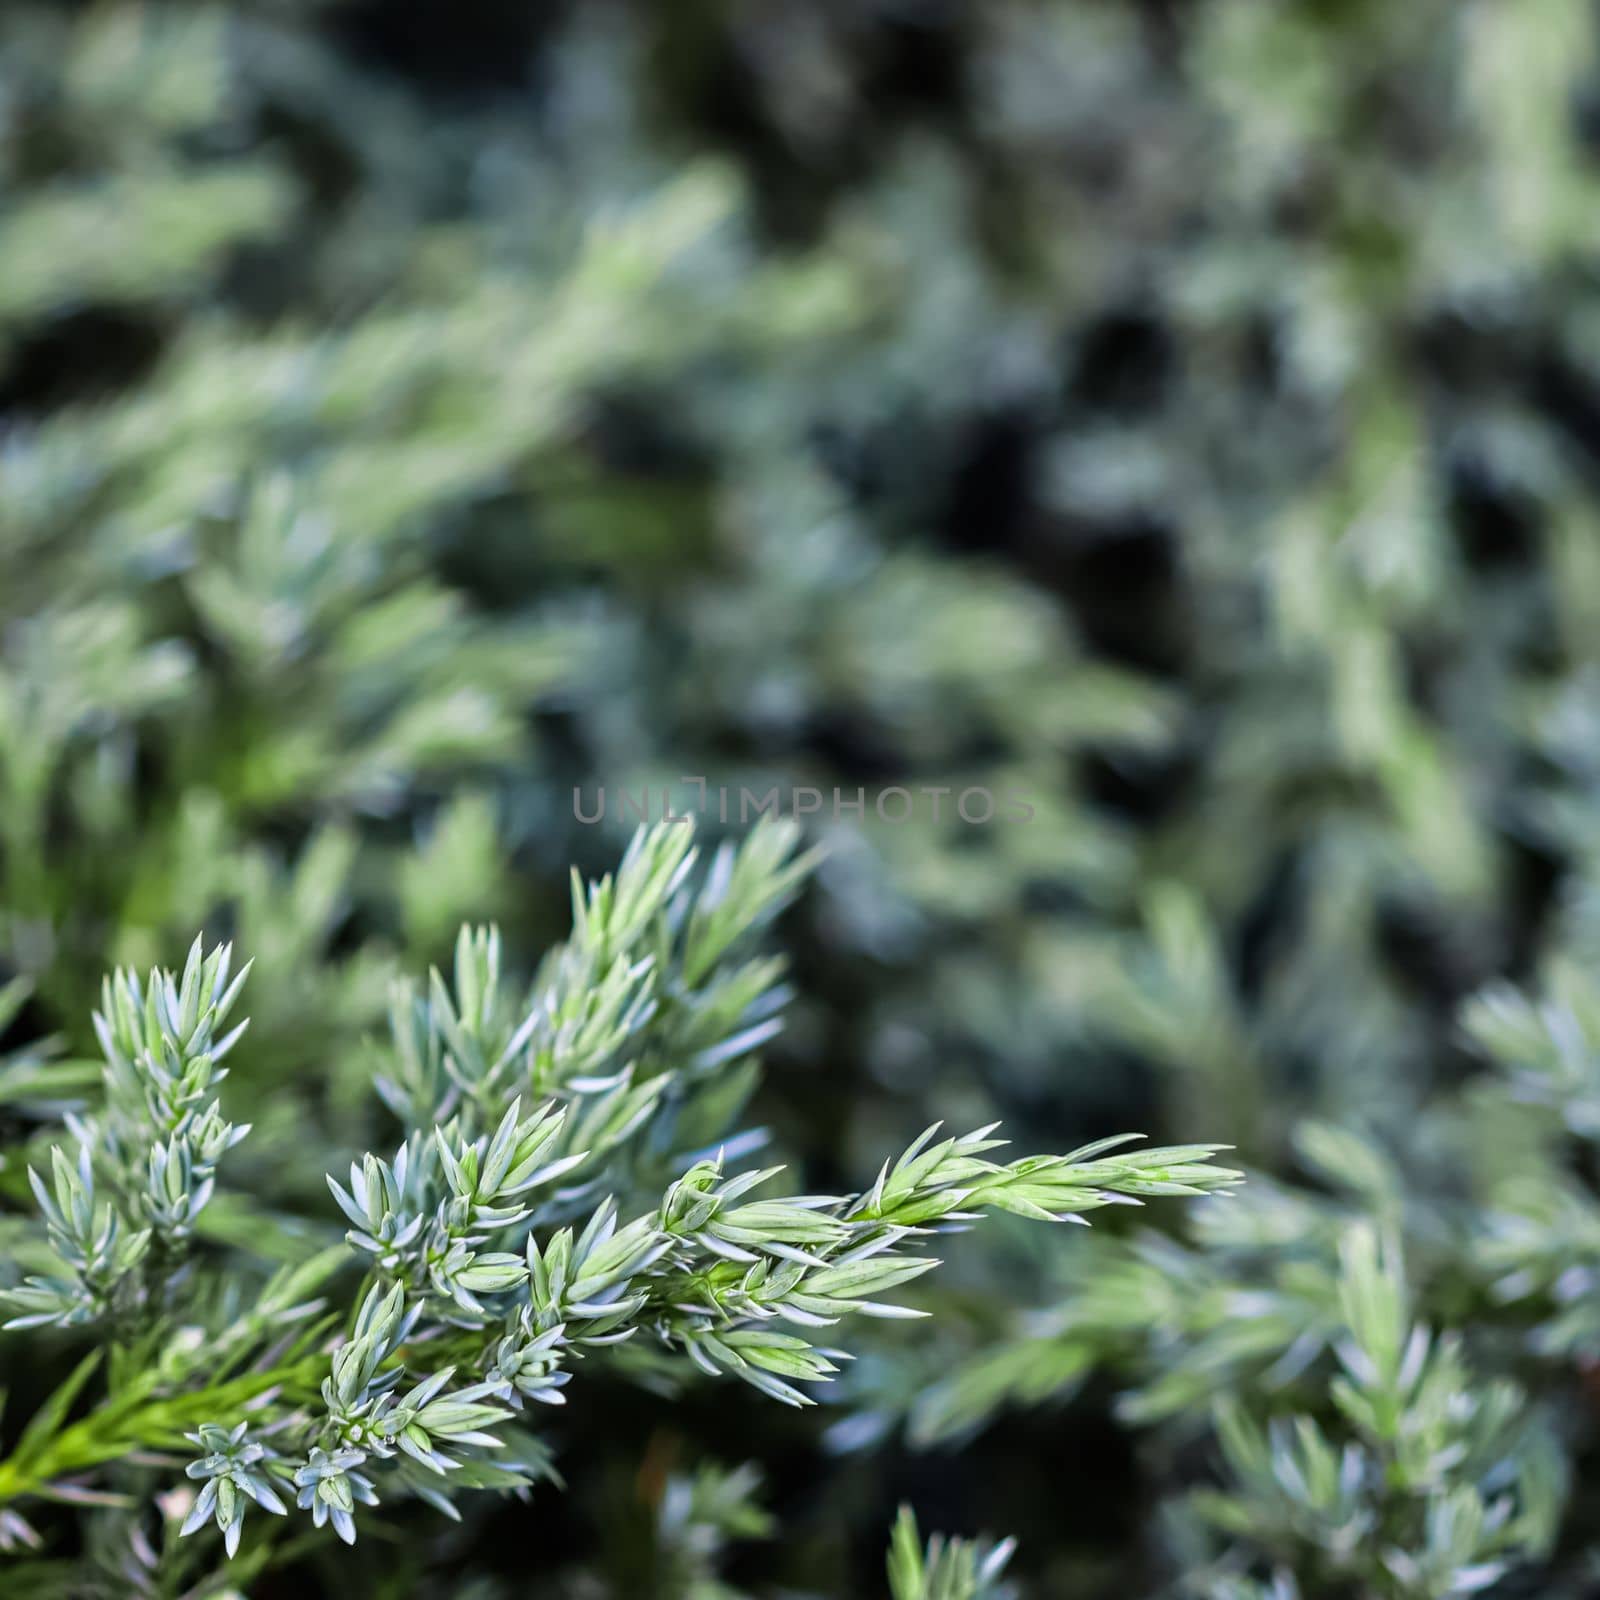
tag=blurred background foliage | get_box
[7,0,1600,1594]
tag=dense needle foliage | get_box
[7,0,1600,1595]
[0,820,1236,1590]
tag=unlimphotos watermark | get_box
[574,779,1035,826]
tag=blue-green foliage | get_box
[7,0,1600,1594]
[0,823,1234,1591]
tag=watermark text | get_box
[574,779,1035,826]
